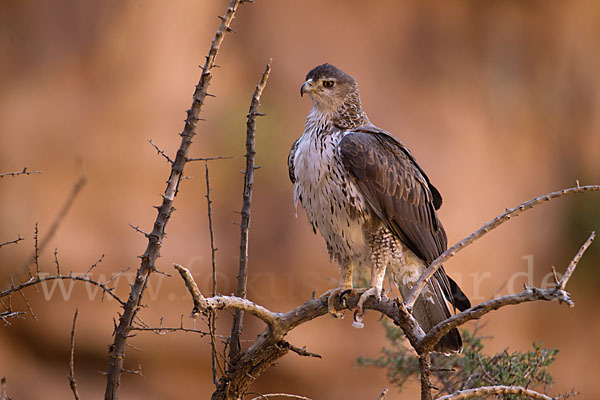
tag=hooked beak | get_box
[300,79,313,97]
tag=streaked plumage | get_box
[288,63,470,352]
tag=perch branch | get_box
[230,60,271,360]
[68,309,81,400]
[103,1,247,398]
[435,385,555,400]
[405,184,600,309]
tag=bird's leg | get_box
[354,262,386,326]
[327,262,354,318]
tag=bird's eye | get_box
[322,80,335,88]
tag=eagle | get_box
[288,63,470,353]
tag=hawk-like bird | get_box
[288,63,470,353]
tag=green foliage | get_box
[358,321,560,399]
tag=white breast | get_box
[292,112,370,264]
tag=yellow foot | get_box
[326,286,353,318]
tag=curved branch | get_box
[0,273,125,306]
[405,184,600,309]
[421,231,594,352]
[435,385,555,400]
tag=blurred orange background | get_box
[1,1,599,399]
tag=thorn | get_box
[225,26,236,33]
[206,93,216,98]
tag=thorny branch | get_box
[204,161,221,386]
[230,60,272,360]
[405,184,600,309]
[103,1,247,399]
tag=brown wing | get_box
[339,126,470,311]
[339,126,446,263]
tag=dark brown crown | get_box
[305,63,355,86]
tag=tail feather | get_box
[412,282,462,353]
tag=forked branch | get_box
[405,184,600,309]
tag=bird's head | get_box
[301,63,359,113]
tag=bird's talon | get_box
[339,289,353,309]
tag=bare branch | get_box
[68,309,81,400]
[249,394,312,400]
[0,273,126,306]
[420,232,595,351]
[283,342,322,359]
[131,326,208,335]
[558,231,595,290]
[187,155,233,162]
[405,184,600,309]
[103,2,248,398]
[435,385,555,400]
[128,223,150,238]
[174,264,207,314]
[204,162,221,386]
[0,167,41,178]
[204,163,218,298]
[230,59,272,361]
[0,235,24,248]
[148,139,174,164]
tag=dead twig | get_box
[187,156,233,162]
[0,167,41,178]
[0,235,24,249]
[204,162,221,385]
[229,59,271,361]
[148,139,174,164]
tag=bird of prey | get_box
[288,63,470,352]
